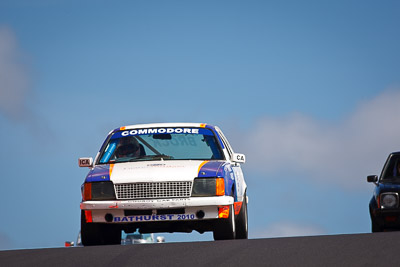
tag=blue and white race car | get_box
[79,123,248,246]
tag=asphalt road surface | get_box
[1,232,399,267]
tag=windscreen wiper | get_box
[135,135,161,155]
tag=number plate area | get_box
[91,206,218,223]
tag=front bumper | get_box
[81,196,234,223]
[371,208,400,228]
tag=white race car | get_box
[79,123,248,246]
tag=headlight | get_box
[380,193,399,209]
[192,178,225,196]
[82,181,116,201]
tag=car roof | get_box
[113,123,216,132]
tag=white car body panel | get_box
[110,160,205,183]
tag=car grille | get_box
[115,181,192,199]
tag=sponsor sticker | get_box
[110,128,213,139]
[113,214,196,222]
[122,128,199,136]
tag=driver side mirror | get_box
[79,157,93,168]
[232,153,245,163]
[367,175,378,184]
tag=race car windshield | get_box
[98,127,224,164]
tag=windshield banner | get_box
[112,128,213,139]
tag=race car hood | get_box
[85,160,226,183]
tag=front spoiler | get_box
[81,196,234,223]
[81,196,234,210]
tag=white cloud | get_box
[234,89,400,189]
[251,221,325,238]
[0,26,31,120]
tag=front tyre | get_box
[213,204,236,240]
[235,193,248,239]
[81,211,121,246]
[371,219,383,233]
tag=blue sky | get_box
[0,0,399,249]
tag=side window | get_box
[382,155,400,179]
